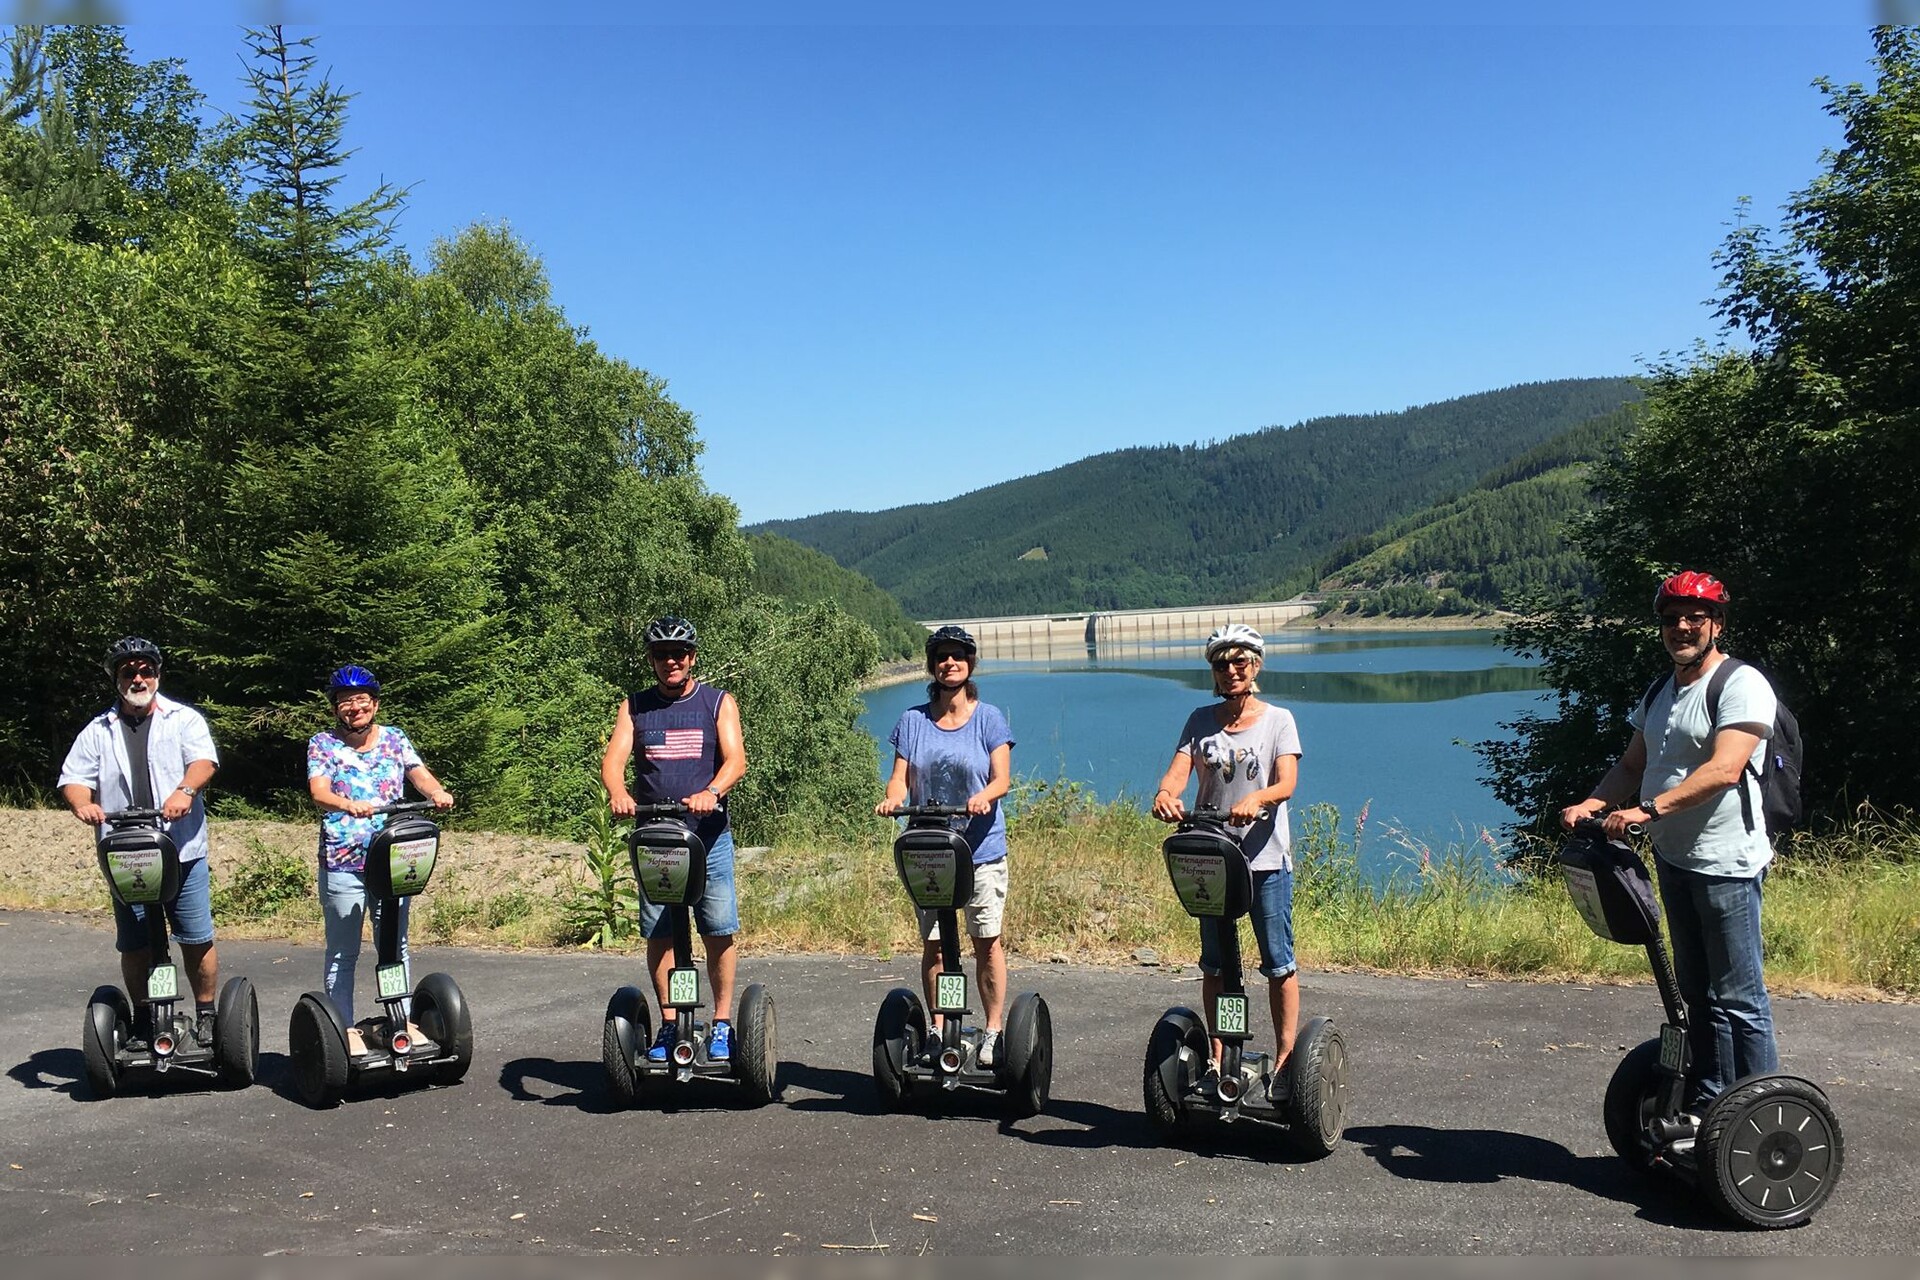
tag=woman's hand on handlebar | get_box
[874,792,905,817]
[1151,789,1185,823]
[965,790,994,817]
[609,789,637,818]
[429,789,455,811]
[343,797,378,819]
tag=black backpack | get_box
[1639,656,1804,836]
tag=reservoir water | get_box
[858,630,1547,870]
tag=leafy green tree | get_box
[1482,27,1920,842]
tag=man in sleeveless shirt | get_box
[600,615,749,1062]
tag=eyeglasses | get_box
[649,648,694,663]
[116,663,158,680]
[1210,656,1255,671]
[334,694,376,709]
[1660,611,1714,629]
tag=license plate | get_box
[146,964,178,1002]
[376,963,408,1001]
[668,967,701,1007]
[1214,993,1248,1037]
[1659,1023,1687,1073]
[935,972,969,1014]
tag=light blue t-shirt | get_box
[1629,658,1777,877]
[889,701,1014,864]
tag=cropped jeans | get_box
[1655,857,1779,1111]
[320,864,410,1027]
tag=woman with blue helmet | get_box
[306,665,454,1053]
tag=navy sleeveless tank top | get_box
[627,680,728,847]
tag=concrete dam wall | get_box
[923,599,1318,662]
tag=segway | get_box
[1561,818,1842,1228]
[82,808,259,1097]
[870,804,1052,1117]
[1142,809,1346,1155]
[601,803,777,1106]
[288,800,473,1108]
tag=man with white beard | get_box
[59,637,223,1046]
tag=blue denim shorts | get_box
[1199,865,1296,979]
[640,828,741,939]
[113,856,215,951]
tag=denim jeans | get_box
[1199,867,1297,980]
[320,864,410,1027]
[1655,857,1780,1109]
[639,828,740,940]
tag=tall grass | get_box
[738,787,1918,997]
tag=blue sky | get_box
[81,4,1883,522]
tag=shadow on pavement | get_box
[9,1047,84,1096]
[778,1061,888,1116]
[1002,1096,1164,1151]
[499,1055,615,1112]
[1345,1123,1726,1230]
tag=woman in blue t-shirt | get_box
[875,626,1015,1067]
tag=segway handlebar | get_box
[889,803,970,819]
[1571,815,1647,839]
[370,799,450,817]
[629,801,692,819]
[102,807,166,827]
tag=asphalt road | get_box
[3,908,1916,1255]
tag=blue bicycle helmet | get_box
[327,665,381,699]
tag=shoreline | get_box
[857,612,1512,691]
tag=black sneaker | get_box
[1198,1060,1222,1095]
[194,1012,216,1049]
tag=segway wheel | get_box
[602,985,652,1109]
[81,985,129,1100]
[214,976,259,1089]
[289,993,349,1108]
[413,972,473,1085]
[733,983,778,1106]
[1000,991,1052,1119]
[1602,1039,1665,1175]
[1697,1074,1843,1229]
[872,986,927,1110]
[1143,1007,1206,1139]
[1284,1016,1349,1158]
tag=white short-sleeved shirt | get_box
[1629,659,1777,877]
[1176,701,1303,872]
[57,694,220,863]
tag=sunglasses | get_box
[1210,656,1255,671]
[1660,611,1714,629]
[649,648,695,663]
[116,663,158,679]
[931,650,972,665]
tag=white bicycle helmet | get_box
[1204,623,1265,662]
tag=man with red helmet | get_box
[1560,571,1781,1130]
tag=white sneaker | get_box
[976,1030,1000,1068]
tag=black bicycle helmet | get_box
[925,625,977,659]
[644,615,699,650]
[327,664,381,698]
[103,636,163,677]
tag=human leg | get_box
[966,859,1009,1033]
[1250,868,1299,1065]
[320,865,368,1028]
[1697,870,1780,1084]
[1657,858,1728,1108]
[1198,917,1227,1067]
[168,859,218,1005]
[694,830,742,1023]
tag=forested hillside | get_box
[1311,405,1637,614]
[748,533,926,659]
[0,26,881,839]
[754,379,1639,617]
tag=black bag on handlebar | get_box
[1559,824,1661,946]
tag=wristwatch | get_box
[177,785,198,798]
[707,785,723,799]
[1643,795,1662,822]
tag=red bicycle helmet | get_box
[1653,570,1730,616]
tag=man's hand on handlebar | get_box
[1558,798,1607,831]
[874,793,905,817]
[70,801,105,826]
[609,789,637,818]
[1603,807,1654,840]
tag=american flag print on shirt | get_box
[644,727,704,761]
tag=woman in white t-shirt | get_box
[1151,623,1304,1096]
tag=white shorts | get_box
[918,857,1008,941]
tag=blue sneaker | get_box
[647,1021,677,1062]
[708,1020,732,1062]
